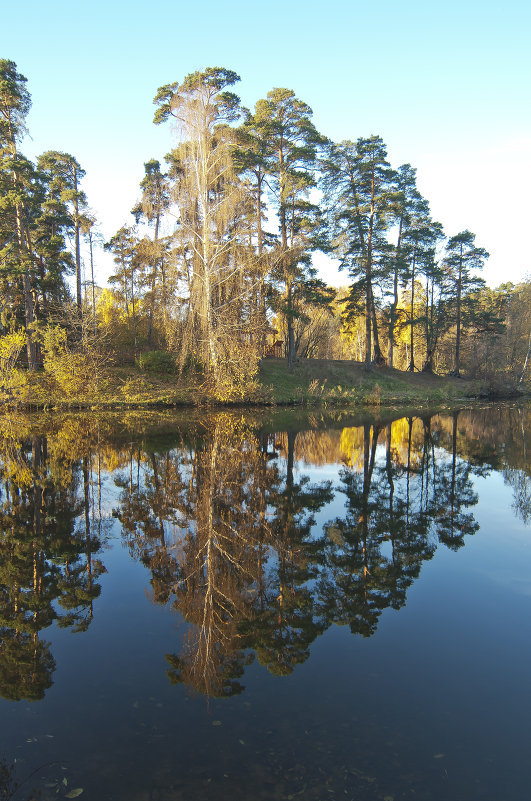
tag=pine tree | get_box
[0,59,38,367]
[444,230,489,376]
[254,88,325,368]
[322,136,394,369]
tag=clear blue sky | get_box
[3,0,530,288]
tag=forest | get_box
[1,60,530,403]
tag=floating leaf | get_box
[434,753,445,759]
[62,779,68,787]
[384,796,394,800]
[212,720,222,726]
[239,739,245,745]
[65,789,83,798]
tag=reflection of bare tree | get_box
[167,420,258,696]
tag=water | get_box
[0,403,529,801]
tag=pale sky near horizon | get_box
[3,0,530,290]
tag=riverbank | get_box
[0,358,526,411]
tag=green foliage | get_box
[137,350,175,373]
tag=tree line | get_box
[1,60,530,396]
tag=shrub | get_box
[41,324,107,399]
[137,350,176,373]
[0,331,27,401]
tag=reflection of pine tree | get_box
[56,458,106,632]
[318,420,437,637]
[318,424,387,636]
[432,412,481,550]
[115,445,186,604]
[247,429,333,674]
[0,434,105,700]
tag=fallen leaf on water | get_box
[434,754,445,759]
[65,789,83,798]
[239,739,245,745]
[62,779,68,787]
[384,796,394,800]
[212,720,222,726]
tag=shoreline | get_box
[0,358,528,413]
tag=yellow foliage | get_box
[211,340,261,402]
[0,330,25,374]
[0,330,28,401]
[96,288,125,328]
[41,324,104,399]
[0,413,33,487]
[339,426,366,469]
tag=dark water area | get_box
[0,403,529,801]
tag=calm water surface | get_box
[0,403,529,801]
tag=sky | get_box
[3,0,530,289]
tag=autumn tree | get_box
[105,225,140,357]
[153,67,262,396]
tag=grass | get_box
[258,358,486,406]
[0,357,524,412]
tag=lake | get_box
[0,403,529,801]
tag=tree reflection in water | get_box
[0,415,107,701]
[0,405,528,702]
[113,406,529,696]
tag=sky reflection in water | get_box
[0,404,529,801]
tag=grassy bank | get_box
[0,357,525,411]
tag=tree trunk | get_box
[453,247,463,376]
[518,331,531,386]
[388,218,403,368]
[365,203,374,371]
[74,167,82,311]
[408,254,416,371]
